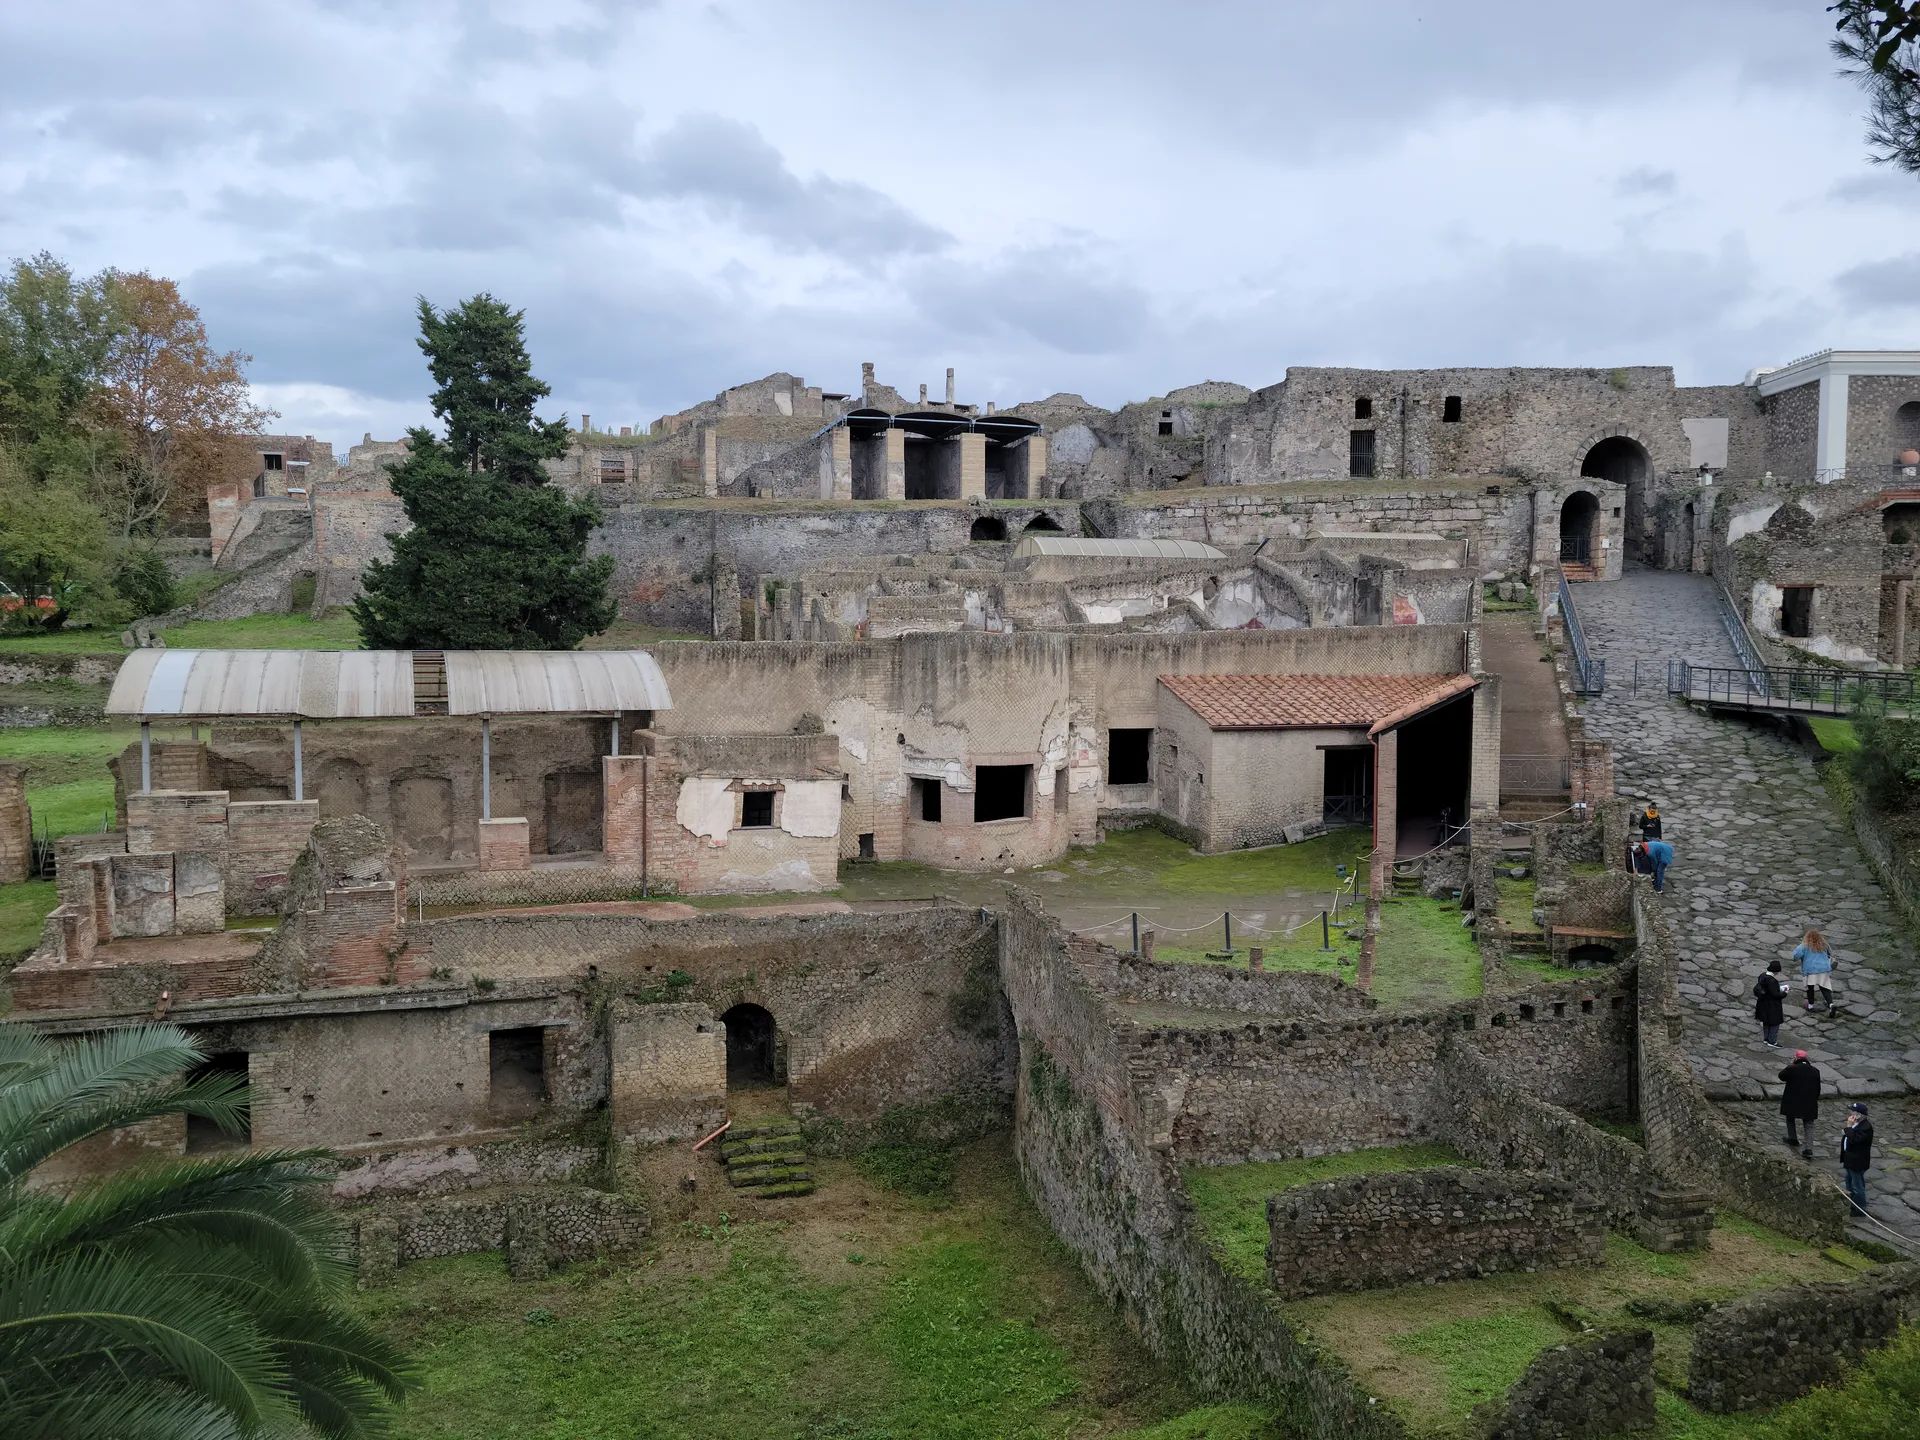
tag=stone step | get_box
[725,1120,801,1141]
[721,1135,805,1159]
[724,1146,807,1169]
[730,1163,814,1187]
[751,1180,816,1199]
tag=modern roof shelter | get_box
[106,650,673,720]
[105,649,672,811]
[1156,672,1475,733]
[1012,536,1226,562]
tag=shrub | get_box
[111,546,175,616]
[1848,698,1920,814]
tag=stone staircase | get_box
[718,1118,815,1199]
[1559,560,1599,583]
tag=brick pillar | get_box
[0,761,29,885]
[1469,676,1501,818]
[701,430,719,496]
[957,432,986,500]
[821,427,852,501]
[883,430,906,500]
[1360,732,1398,990]
[477,817,531,871]
[603,756,649,866]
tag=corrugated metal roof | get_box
[106,650,671,718]
[1013,536,1225,561]
[444,651,671,715]
[1156,672,1471,730]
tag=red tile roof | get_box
[1157,672,1475,732]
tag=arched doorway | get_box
[1559,491,1599,565]
[720,1003,778,1086]
[1678,501,1696,571]
[969,515,1007,542]
[1023,514,1064,533]
[1580,436,1649,565]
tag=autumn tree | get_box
[91,271,272,541]
[354,295,614,649]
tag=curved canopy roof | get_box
[1012,536,1226,561]
[106,650,672,719]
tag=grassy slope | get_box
[357,1140,1269,1440]
[0,879,56,967]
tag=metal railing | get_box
[1709,579,1767,691]
[1558,534,1591,563]
[1322,794,1370,826]
[1500,754,1572,796]
[1557,568,1605,695]
[1671,663,1917,712]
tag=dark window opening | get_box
[969,515,1007,542]
[1023,514,1064,533]
[721,1003,778,1086]
[251,474,266,499]
[1157,409,1173,436]
[1781,585,1814,639]
[974,764,1031,823]
[1519,1004,1536,1021]
[1354,397,1372,419]
[1322,746,1372,826]
[262,452,284,471]
[1054,766,1068,812]
[1442,395,1462,422]
[1568,944,1616,968]
[185,1051,250,1153]
[910,776,942,822]
[1108,728,1153,786]
[489,1027,548,1118]
[1349,428,1376,479]
[740,789,775,828]
[857,831,876,860]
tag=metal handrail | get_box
[1709,579,1767,691]
[1679,664,1916,712]
[1557,568,1605,695]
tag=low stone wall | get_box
[1633,890,1850,1241]
[1438,1036,1712,1251]
[1853,800,1920,936]
[1687,1264,1920,1413]
[1468,1329,1656,1440]
[351,1185,650,1286]
[1069,938,1376,1018]
[1264,1166,1605,1300]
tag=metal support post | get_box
[1131,912,1140,956]
[140,721,152,793]
[481,717,492,821]
[292,720,304,802]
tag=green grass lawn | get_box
[154,609,363,649]
[1810,717,1860,755]
[0,627,129,654]
[0,879,57,968]
[1183,1144,1465,1280]
[355,1138,1272,1440]
[0,724,134,840]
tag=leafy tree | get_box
[0,440,127,629]
[93,272,273,541]
[1834,1,1920,173]
[0,1021,411,1437]
[1849,693,1920,811]
[354,296,614,649]
[0,252,122,484]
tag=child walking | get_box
[1793,929,1835,1013]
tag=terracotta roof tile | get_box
[1156,672,1474,731]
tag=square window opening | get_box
[1157,419,1173,436]
[910,776,942,823]
[974,764,1031,823]
[185,1051,250,1152]
[1354,396,1372,419]
[262,452,284,471]
[1053,766,1068,813]
[1349,428,1376,479]
[740,790,775,828]
[856,831,876,860]
[1442,395,1462,422]
[1108,727,1153,785]
[489,1027,548,1116]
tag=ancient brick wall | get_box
[1687,1264,1920,1413]
[0,760,30,884]
[350,1186,651,1285]
[1265,1165,1605,1299]
[1469,1330,1656,1440]
[1762,380,1820,482]
[1844,374,1920,475]
[1069,941,1376,1018]
[608,1001,725,1141]
[638,732,843,893]
[226,800,320,915]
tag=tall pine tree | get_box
[354,295,615,649]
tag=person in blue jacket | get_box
[1642,837,1675,892]
[1793,928,1835,1014]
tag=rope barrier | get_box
[1392,824,1472,868]
[1819,1173,1920,1254]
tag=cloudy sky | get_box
[0,0,1910,451]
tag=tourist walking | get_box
[1643,836,1675,892]
[1752,960,1787,1048]
[1841,1102,1875,1216]
[1639,803,1662,841]
[1779,1050,1820,1158]
[1793,929,1836,1013]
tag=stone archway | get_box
[1579,434,1651,566]
[969,515,1007,542]
[720,1002,778,1087]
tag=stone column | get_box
[883,430,906,499]
[957,432,987,500]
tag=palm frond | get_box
[4,1064,252,1183]
[9,1377,244,1440]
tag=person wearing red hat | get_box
[1778,1050,1821,1159]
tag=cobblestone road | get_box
[1572,571,1920,1242]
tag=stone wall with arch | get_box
[1531,480,1625,580]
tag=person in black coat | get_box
[1753,960,1787,1048]
[1779,1051,1820,1157]
[1639,803,1663,841]
[1841,1102,1875,1216]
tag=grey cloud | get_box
[1834,253,1920,309]
[625,114,950,258]
[1616,166,1677,197]
[907,243,1154,355]
[1827,171,1920,204]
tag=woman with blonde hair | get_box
[1792,928,1835,1014]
